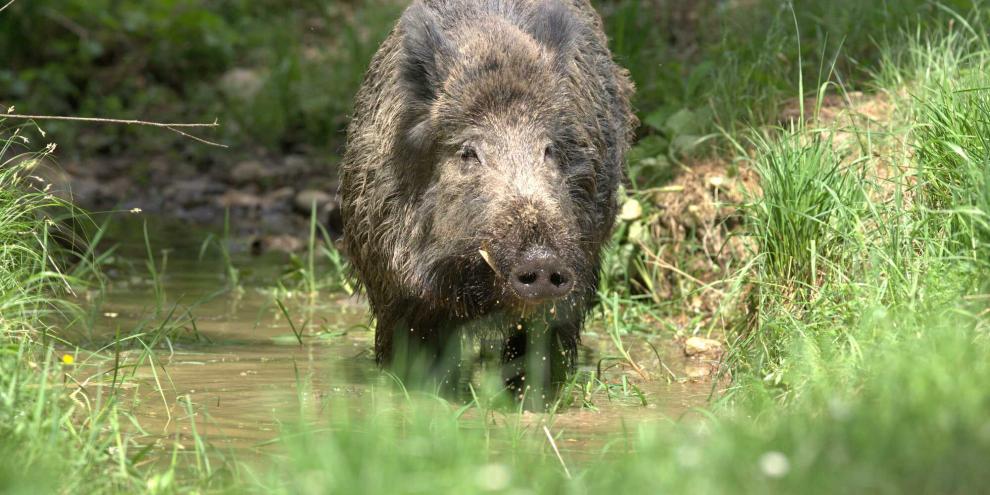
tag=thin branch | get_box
[3,114,217,128]
[2,113,228,148]
[164,126,228,148]
[637,240,726,296]
[0,0,14,14]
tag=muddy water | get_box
[68,221,716,459]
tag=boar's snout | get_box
[509,250,575,302]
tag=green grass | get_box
[4,2,990,494]
[0,124,237,493]
[616,0,990,189]
[274,202,353,296]
[254,306,990,495]
[0,124,108,492]
[748,129,857,285]
[912,75,990,257]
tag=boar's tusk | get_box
[479,248,501,277]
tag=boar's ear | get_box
[525,2,581,71]
[400,2,455,104]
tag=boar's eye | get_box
[460,145,479,165]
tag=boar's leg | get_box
[501,321,579,409]
[376,308,464,396]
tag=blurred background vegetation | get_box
[0,0,976,180]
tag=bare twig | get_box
[164,125,228,148]
[638,241,726,296]
[0,1,15,14]
[3,113,217,128]
[542,425,572,479]
[2,113,228,148]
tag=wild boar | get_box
[339,0,635,404]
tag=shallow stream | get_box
[65,220,716,461]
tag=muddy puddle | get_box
[64,220,717,462]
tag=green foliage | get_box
[232,306,990,495]
[254,401,556,494]
[730,10,990,387]
[621,0,989,187]
[0,125,106,492]
[637,309,990,495]
[2,0,987,170]
[0,123,62,321]
[746,130,857,288]
[0,0,402,158]
[277,203,353,295]
[913,76,990,257]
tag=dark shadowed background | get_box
[0,0,971,237]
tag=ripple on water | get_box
[68,230,717,460]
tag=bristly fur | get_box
[339,0,636,390]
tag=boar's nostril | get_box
[549,271,568,287]
[517,271,539,285]
[510,256,574,302]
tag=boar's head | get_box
[394,1,614,321]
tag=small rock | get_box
[283,155,311,175]
[163,179,220,207]
[684,336,723,357]
[707,175,726,189]
[216,190,263,209]
[684,363,712,379]
[258,211,298,232]
[251,234,305,255]
[219,68,264,101]
[229,160,270,184]
[294,189,332,214]
[619,198,643,221]
[264,186,296,205]
[174,205,216,223]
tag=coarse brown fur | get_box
[339,0,635,401]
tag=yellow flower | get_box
[61,354,75,365]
